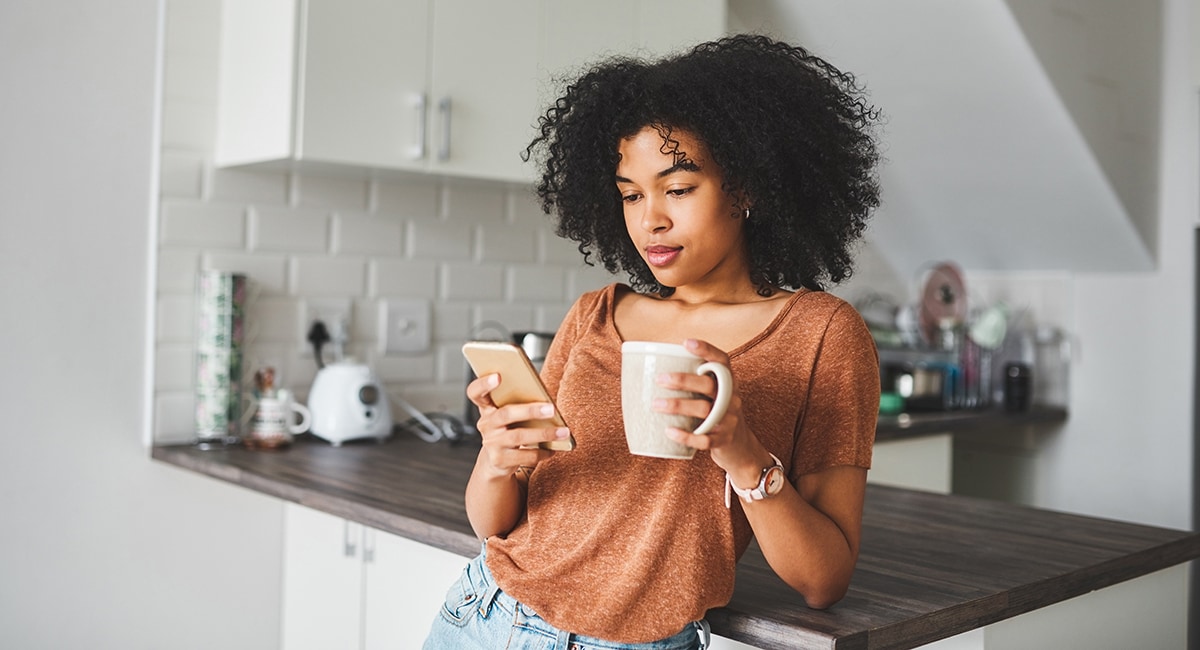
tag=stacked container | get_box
[193,271,249,448]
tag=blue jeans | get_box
[423,549,710,650]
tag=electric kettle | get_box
[307,361,393,446]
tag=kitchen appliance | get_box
[918,261,967,349]
[307,361,393,446]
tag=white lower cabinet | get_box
[281,503,469,650]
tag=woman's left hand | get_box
[655,338,764,473]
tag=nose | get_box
[638,196,670,233]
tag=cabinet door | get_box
[427,0,541,181]
[281,504,364,650]
[362,530,471,650]
[299,0,430,169]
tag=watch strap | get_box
[724,453,784,508]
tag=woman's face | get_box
[615,126,748,293]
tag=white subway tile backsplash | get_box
[160,200,245,248]
[157,249,200,293]
[436,303,474,341]
[540,230,585,265]
[154,391,196,444]
[295,174,370,211]
[408,220,474,261]
[291,256,367,296]
[211,168,289,205]
[443,262,505,300]
[155,344,195,392]
[374,353,437,383]
[335,212,404,255]
[202,252,289,295]
[568,265,618,297]
[375,179,439,217]
[157,294,195,343]
[441,181,506,222]
[250,342,317,396]
[473,303,536,333]
[438,343,472,384]
[252,206,330,252]
[371,259,438,298]
[508,188,547,228]
[351,298,384,347]
[159,150,205,199]
[479,225,537,263]
[534,304,573,333]
[391,381,468,418]
[247,296,303,345]
[509,264,566,302]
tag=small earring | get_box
[743,208,751,220]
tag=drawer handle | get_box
[408,93,427,161]
[437,96,452,162]
[343,521,358,558]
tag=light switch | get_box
[384,299,431,354]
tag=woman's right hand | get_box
[468,373,570,480]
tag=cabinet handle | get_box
[343,521,359,558]
[408,93,427,161]
[362,528,376,564]
[437,96,452,162]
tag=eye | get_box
[621,192,643,204]
[667,187,695,198]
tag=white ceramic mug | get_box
[620,341,733,459]
[247,389,311,437]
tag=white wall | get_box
[1037,0,1195,529]
[0,1,282,647]
[954,0,1195,531]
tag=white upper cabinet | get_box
[426,0,540,181]
[215,0,725,183]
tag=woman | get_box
[425,33,882,650]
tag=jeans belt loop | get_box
[477,583,501,617]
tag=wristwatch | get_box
[724,453,786,507]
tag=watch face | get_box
[764,467,786,496]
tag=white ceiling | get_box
[728,0,1157,273]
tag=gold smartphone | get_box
[461,341,575,451]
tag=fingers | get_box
[683,338,730,365]
[475,400,571,475]
[466,373,500,410]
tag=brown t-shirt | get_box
[485,284,879,643]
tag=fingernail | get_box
[652,398,667,411]
[656,373,670,384]
[555,428,570,439]
[487,374,500,387]
[540,404,555,417]
[684,339,699,350]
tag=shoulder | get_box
[780,291,867,330]
[558,283,622,333]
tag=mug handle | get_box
[288,401,312,434]
[692,362,732,435]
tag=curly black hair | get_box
[524,33,882,295]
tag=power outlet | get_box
[304,298,353,350]
[385,299,431,354]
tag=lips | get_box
[645,245,682,267]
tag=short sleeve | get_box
[539,287,608,401]
[790,302,879,479]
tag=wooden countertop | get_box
[153,431,1194,650]
[874,405,1067,442]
